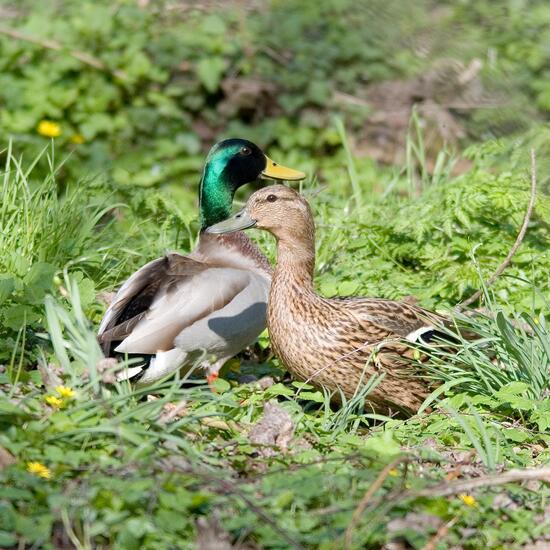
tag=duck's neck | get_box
[273,235,316,292]
[199,163,234,230]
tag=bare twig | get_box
[458,149,537,309]
[344,456,409,550]
[0,26,128,81]
[344,464,549,549]
[157,399,188,424]
[421,516,459,550]
[409,466,550,499]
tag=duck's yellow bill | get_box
[262,156,305,181]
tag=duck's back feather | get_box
[331,297,444,338]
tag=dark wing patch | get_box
[417,329,436,343]
[116,278,163,325]
[341,297,467,347]
[98,312,148,348]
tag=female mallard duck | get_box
[207,185,450,414]
[98,140,305,384]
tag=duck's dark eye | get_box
[240,146,251,156]
[266,194,277,203]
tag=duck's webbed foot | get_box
[202,356,230,390]
[207,372,219,386]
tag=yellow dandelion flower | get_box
[45,395,63,408]
[458,493,477,507]
[37,120,62,138]
[55,385,75,399]
[27,461,52,479]
[70,133,85,144]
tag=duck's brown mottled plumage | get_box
[208,185,451,414]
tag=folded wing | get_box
[98,253,250,355]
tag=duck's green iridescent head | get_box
[199,138,305,230]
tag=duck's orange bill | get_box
[262,156,305,181]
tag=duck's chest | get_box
[267,281,342,378]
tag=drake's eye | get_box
[266,194,277,203]
[240,146,251,156]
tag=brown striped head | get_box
[207,185,315,246]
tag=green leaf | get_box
[298,391,325,403]
[22,262,56,302]
[211,377,231,393]
[274,490,294,509]
[0,531,17,547]
[496,382,529,396]
[0,277,15,304]
[503,428,529,443]
[1,304,40,330]
[0,400,32,419]
[201,15,226,35]
[338,280,359,295]
[196,57,226,93]
[363,430,401,456]
[266,383,295,397]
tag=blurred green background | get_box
[1,0,549,193]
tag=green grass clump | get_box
[1,274,548,549]
[311,160,550,311]
[0,144,116,362]
[0,142,548,548]
[0,142,198,365]
[1,0,549,189]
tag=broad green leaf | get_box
[363,430,401,456]
[196,57,226,93]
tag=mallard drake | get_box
[207,185,451,414]
[98,140,305,384]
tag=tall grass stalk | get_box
[0,142,117,278]
[444,401,501,471]
[44,274,104,391]
[405,107,456,196]
[320,374,387,435]
[423,307,550,402]
[335,117,365,208]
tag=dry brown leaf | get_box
[257,376,275,390]
[0,446,15,470]
[158,400,188,424]
[95,358,118,384]
[196,513,233,550]
[37,362,63,390]
[248,400,295,457]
